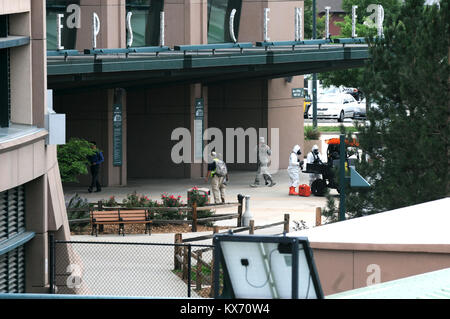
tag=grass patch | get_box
[305,126,358,134]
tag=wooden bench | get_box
[90,209,152,237]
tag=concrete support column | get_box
[106,88,127,186]
[165,0,208,46]
[189,83,208,178]
[237,0,305,169]
[268,78,304,169]
[30,0,47,128]
[77,0,126,50]
[25,175,49,293]
[9,11,33,125]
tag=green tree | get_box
[304,0,326,39]
[318,0,402,88]
[324,0,449,220]
[57,138,96,183]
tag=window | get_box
[46,0,79,50]
[207,0,242,44]
[126,0,164,47]
[0,15,10,128]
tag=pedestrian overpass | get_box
[47,38,369,91]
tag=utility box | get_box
[45,89,66,145]
[46,113,66,145]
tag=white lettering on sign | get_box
[352,5,358,38]
[295,7,303,41]
[324,6,331,39]
[54,5,387,50]
[92,12,100,49]
[126,12,133,48]
[56,13,64,50]
[229,9,237,43]
[160,11,165,47]
[263,8,270,42]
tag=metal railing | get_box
[47,37,369,59]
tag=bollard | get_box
[242,195,253,226]
[249,220,255,235]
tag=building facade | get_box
[48,0,306,186]
[0,0,72,293]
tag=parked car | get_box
[308,93,360,122]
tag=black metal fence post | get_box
[187,244,192,298]
[49,233,55,294]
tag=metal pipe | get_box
[187,244,192,297]
[339,134,346,221]
[312,0,318,128]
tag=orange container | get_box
[298,184,312,197]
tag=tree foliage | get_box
[325,0,449,220]
[57,138,96,183]
[318,0,403,88]
[304,0,326,39]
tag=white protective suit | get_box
[306,145,324,186]
[287,145,302,188]
[253,137,274,186]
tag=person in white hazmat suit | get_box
[287,145,304,195]
[306,144,324,186]
[251,137,276,187]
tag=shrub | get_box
[103,196,119,207]
[187,187,209,207]
[304,126,321,140]
[57,138,96,183]
[66,193,90,231]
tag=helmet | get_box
[312,145,319,154]
[293,144,301,156]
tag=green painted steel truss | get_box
[47,43,369,91]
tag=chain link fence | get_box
[50,237,216,298]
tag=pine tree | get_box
[339,0,449,219]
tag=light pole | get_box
[312,0,318,128]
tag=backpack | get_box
[214,159,228,177]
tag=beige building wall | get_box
[0,0,73,293]
[76,0,126,50]
[312,244,450,296]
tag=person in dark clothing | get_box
[87,141,104,193]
